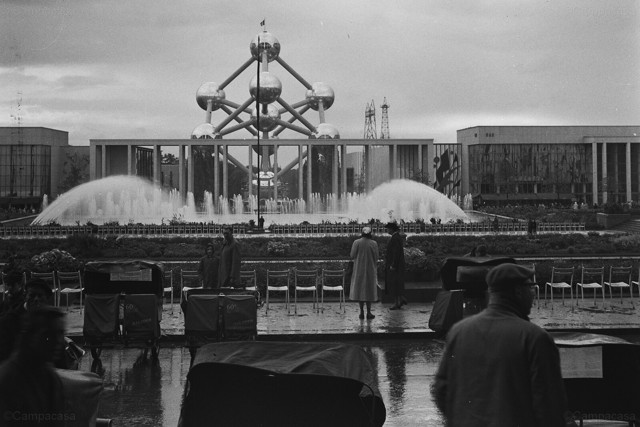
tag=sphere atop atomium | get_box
[306,82,335,111]
[191,123,219,139]
[196,82,226,111]
[249,72,282,104]
[250,31,281,62]
[251,104,281,132]
[312,123,340,139]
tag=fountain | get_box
[31,176,469,226]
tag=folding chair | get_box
[320,268,346,313]
[57,270,84,312]
[163,269,175,314]
[604,266,634,306]
[519,263,539,309]
[630,269,640,300]
[180,270,202,313]
[575,266,605,308]
[266,269,291,314]
[293,268,319,314]
[29,271,59,306]
[240,270,260,303]
[544,267,574,309]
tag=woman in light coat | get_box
[349,226,379,320]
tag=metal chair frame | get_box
[180,269,202,313]
[293,268,319,314]
[266,269,291,314]
[240,270,260,301]
[320,268,346,313]
[56,270,84,312]
[544,267,574,309]
[604,266,634,306]
[575,266,605,307]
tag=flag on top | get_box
[260,19,265,27]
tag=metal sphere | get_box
[311,123,340,139]
[196,82,226,111]
[251,104,281,132]
[249,72,282,104]
[249,31,281,62]
[191,123,218,139]
[305,82,335,111]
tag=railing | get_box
[0,221,587,238]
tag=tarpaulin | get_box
[180,341,386,426]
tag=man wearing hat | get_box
[384,222,407,310]
[432,263,572,426]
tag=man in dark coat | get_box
[384,222,406,310]
[218,226,241,288]
[432,263,573,427]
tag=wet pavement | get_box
[63,297,640,426]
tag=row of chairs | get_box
[541,265,638,308]
[173,267,347,316]
[1,271,84,311]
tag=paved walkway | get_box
[64,296,640,341]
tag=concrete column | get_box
[364,144,371,193]
[602,142,608,205]
[214,145,220,201]
[187,145,194,195]
[153,145,161,185]
[90,144,98,180]
[417,144,423,177]
[178,146,184,201]
[298,146,304,200]
[331,145,338,198]
[613,144,619,202]
[127,145,134,176]
[340,145,347,196]
[589,139,597,205]
[626,142,632,202]
[222,145,228,199]
[273,144,279,201]
[306,143,312,206]
[248,145,253,201]
[101,145,107,179]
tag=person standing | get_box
[432,263,573,427]
[385,222,406,310]
[218,226,241,288]
[198,243,219,289]
[349,226,379,320]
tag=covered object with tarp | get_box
[178,341,386,427]
[83,260,164,365]
[551,332,640,425]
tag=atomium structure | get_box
[192,30,339,182]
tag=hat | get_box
[385,222,399,231]
[25,278,53,297]
[486,263,534,291]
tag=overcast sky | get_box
[1,0,639,149]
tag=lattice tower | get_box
[363,100,377,139]
[380,97,390,139]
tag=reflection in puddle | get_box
[79,340,445,426]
